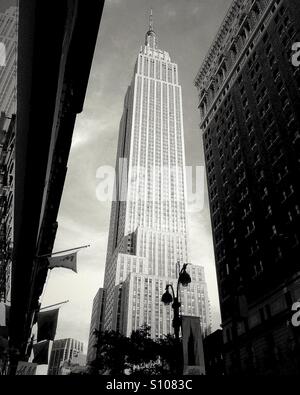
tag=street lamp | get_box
[161,263,191,374]
[161,263,191,341]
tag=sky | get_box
[0,0,16,12]
[1,0,233,352]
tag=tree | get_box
[91,330,130,375]
[89,326,181,375]
[157,334,183,375]
[127,325,161,376]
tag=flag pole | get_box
[40,300,69,311]
[36,244,90,259]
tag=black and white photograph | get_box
[0,0,300,382]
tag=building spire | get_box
[145,8,157,49]
[149,8,153,31]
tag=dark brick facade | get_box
[203,330,225,376]
[195,0,300,375]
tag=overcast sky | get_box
[2,0,234,352]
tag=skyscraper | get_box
[102,12,211,339]
[87,288,105,364]
[195,0,300,375]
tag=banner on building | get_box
[0,304,10,327]
[37,308,59,342]
[5,305,10,327]
[0,326,8,339]
[181,316,206,375]
[47,252,77,273]
[0,335,9,353]
[33,340,50,365]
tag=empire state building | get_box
[102,12,210,338]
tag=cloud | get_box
[106,0,122,5]
[191,6,200,15]
[166,9,177,18]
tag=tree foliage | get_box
[89,325,182,376]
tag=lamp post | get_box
[161,262,191,341]
[161,263,191,374]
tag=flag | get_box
[33,341,50,365]
[33,304,41,326]
[26,336,34,360]
[182,316,206,375]
[0,326,8,339]
[0,303,9,340]
[5,305,10,327]
[37,308,59,342]
[0,335,9,351]
[47,252,77,273]
[0,302,6,326]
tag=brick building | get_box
[195,0,300,375]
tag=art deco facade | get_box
[195,0,300,375]
[103,17,211,339]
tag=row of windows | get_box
[217,201,299,269]
[199,0,279,120]
[199,0,289,128]
[138,55,178,84]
